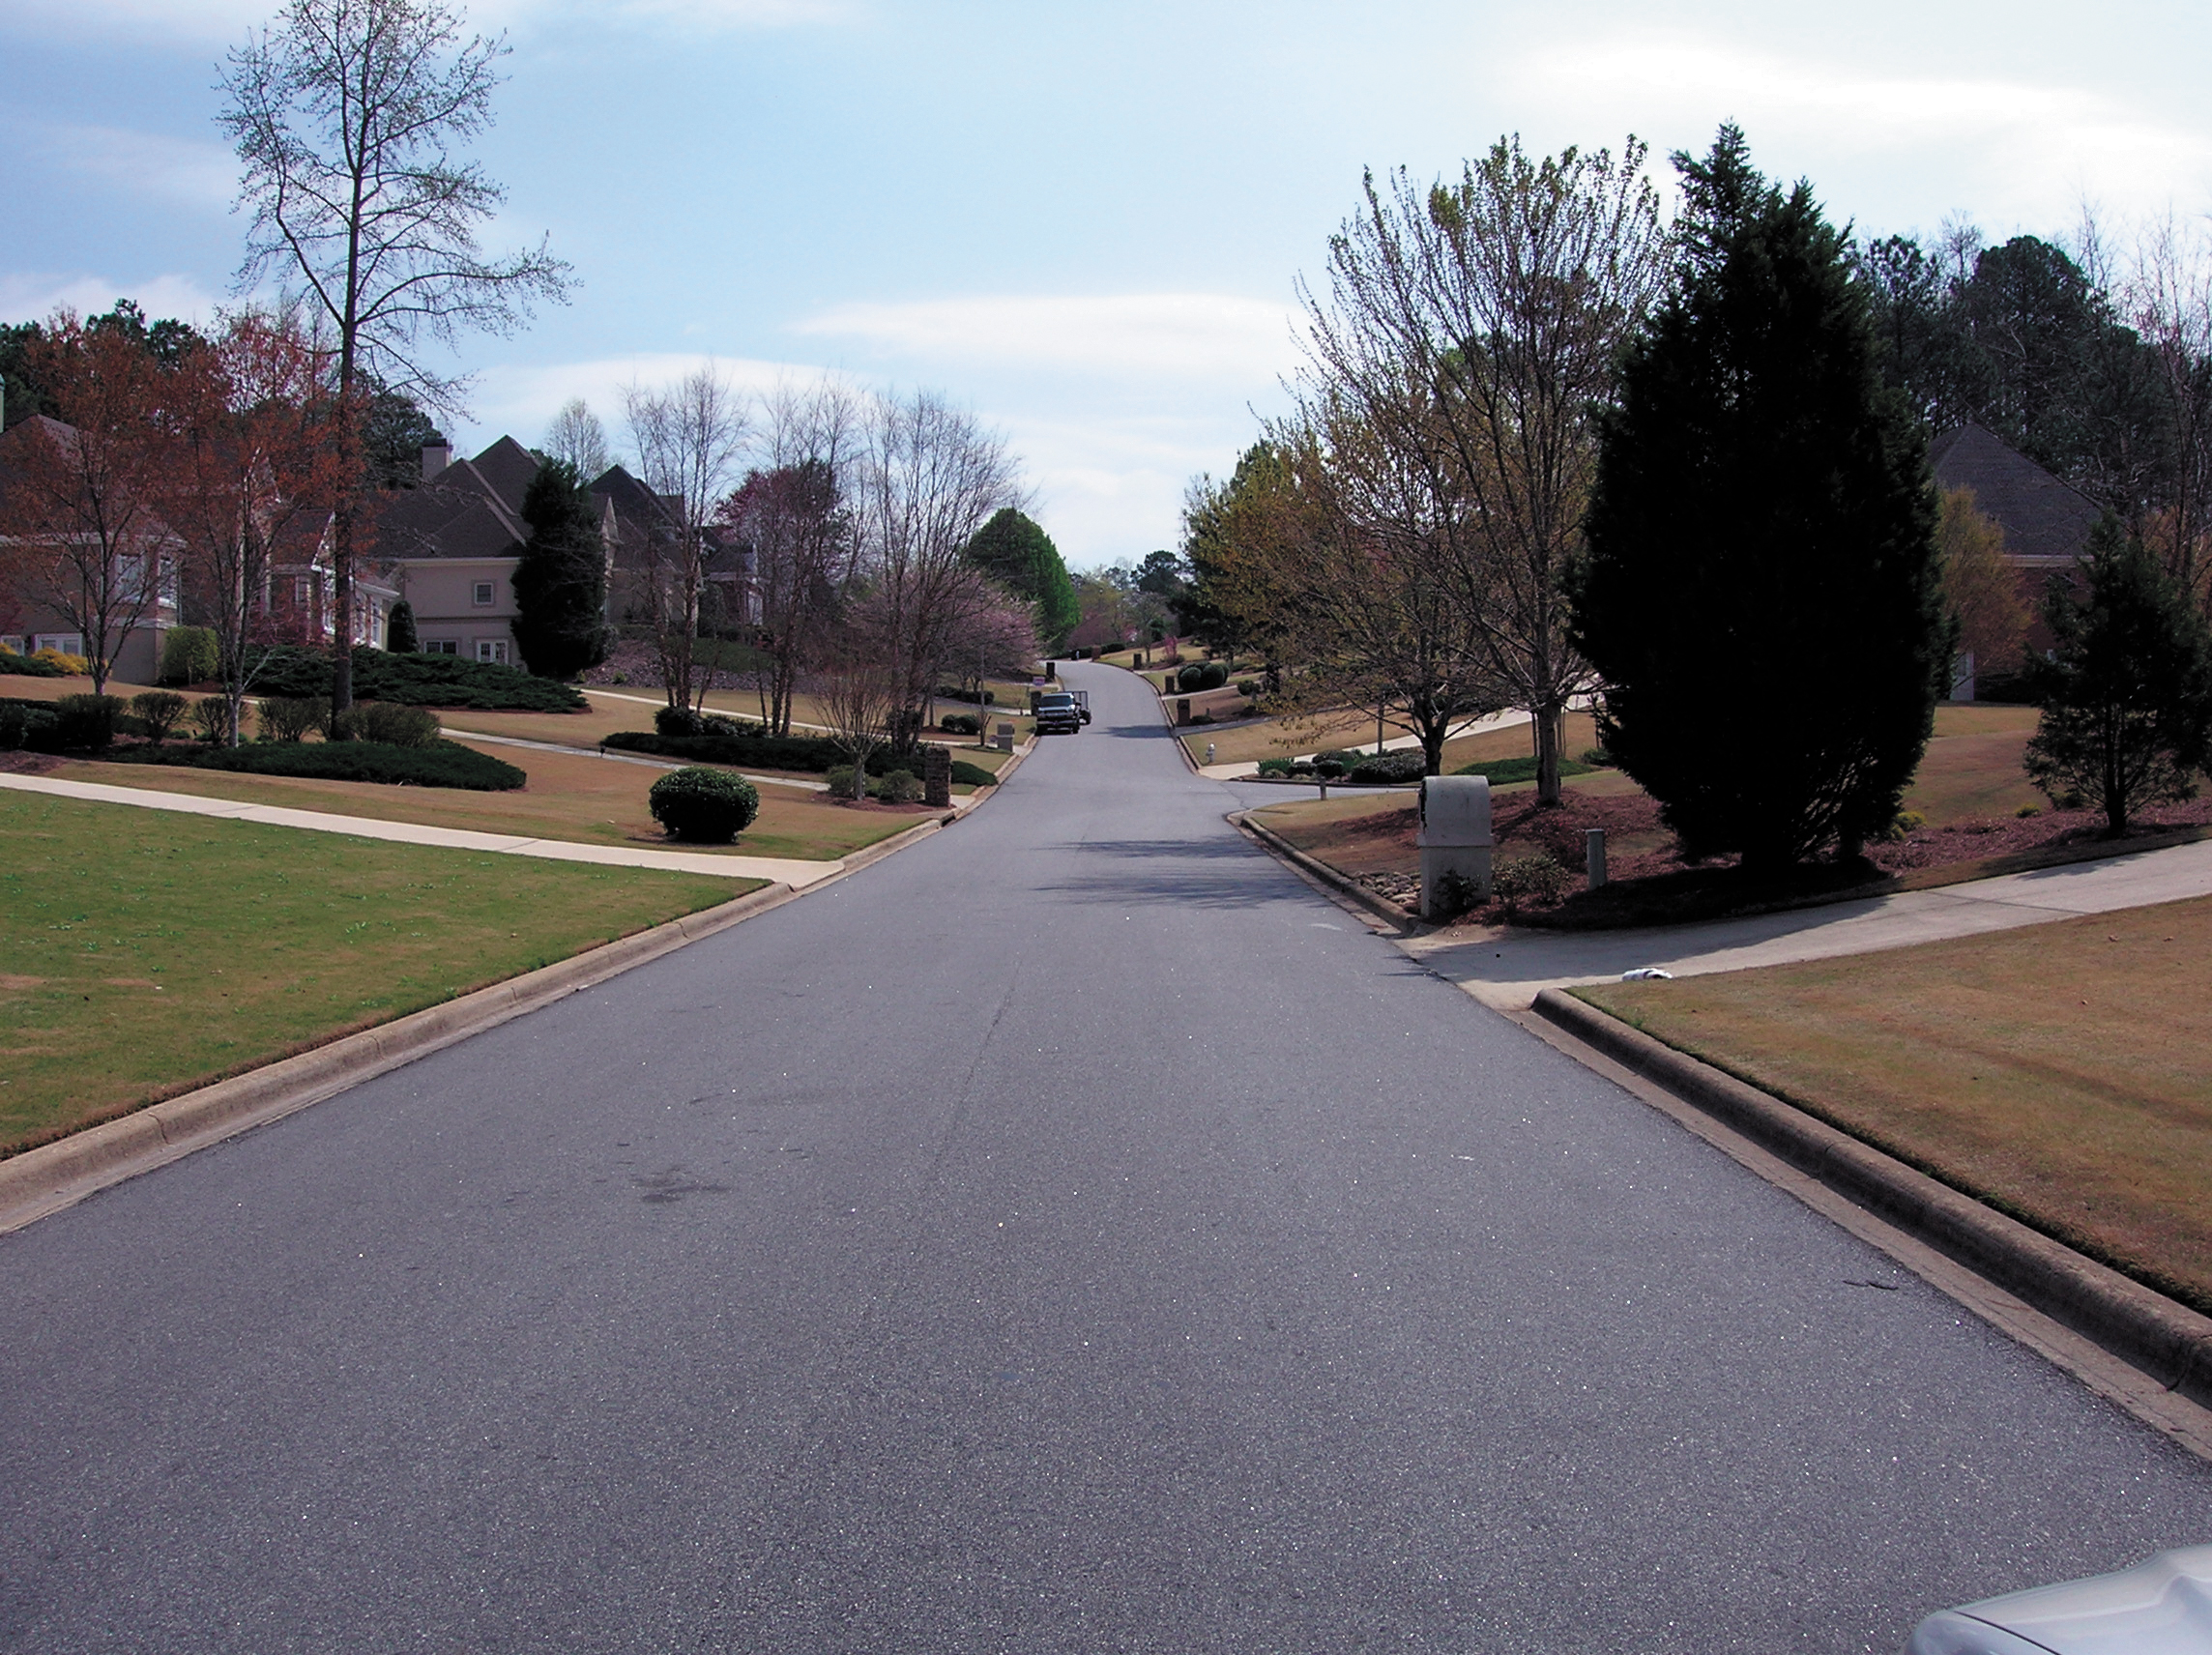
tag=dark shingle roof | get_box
[1930,423,2102,563]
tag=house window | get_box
[35,633,85,657]
[294,575,312,605]
[423,639,460,656]
[475,639,509,665]
[0,636,22,656]
[472,581,496,606]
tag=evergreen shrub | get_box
[333,702,441,747]
[159,626,219,686]
[258,697,327,743]
[649,766,760,841]
[131,690,188,743]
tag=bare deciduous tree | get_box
[854,390,1024,753]
[1299,137,1668,800]
[221,0,571,713]
[626,365,750,713]
[543,398,610,480]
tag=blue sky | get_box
[6,0,2212,568]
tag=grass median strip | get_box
[0,792,751,1156]
[1575,894,2212,1315]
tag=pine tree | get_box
[385,599,419,653]
[960,508,1078,646]
[1573,127,1951,869]
[510,459,610,679]
[2025,518,2212,834]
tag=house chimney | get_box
[422,435,452,481]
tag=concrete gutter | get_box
[1531,986,2212,1413]
[1232,809,1424,934]
[0,800,973,1235]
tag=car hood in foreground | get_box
[1907,1546,2212,1655]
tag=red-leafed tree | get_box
[157,311,359,743]
[0,312,174,693]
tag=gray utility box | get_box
[1417,773,1493,919]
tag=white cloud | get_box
[49,125,238,210]
[1513,33,2212,224]
[0,272,224,327]
[795,293,1307,385]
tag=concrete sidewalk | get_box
[1408,836,2212,1008]
[1194,708,1532,779]
[0,772,842,886]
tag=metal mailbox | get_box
[1416,773,1493,918]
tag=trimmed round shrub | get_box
[1177,662,1208,691]
[188,697,233,744]
[0,700,59,750]
[333,702,441,748]
[131,690,188,744]
[649,766,760,842]
[655,704,708,738]
[1349,751,1426,785]
[257,696,327,744]
[942,712,980,736]
[878,769,923,803]
[1198,662,1229,690]
[159,626,219,686]
[1491,851,1574,911]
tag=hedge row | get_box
[607,724,985,781]
[0,650,70,678]
[246,646,587,711]
[193,739,525,790]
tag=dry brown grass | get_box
[1578,896,2212,1313]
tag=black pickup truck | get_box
[1033,688,1090,734]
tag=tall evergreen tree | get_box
[510,459,610,679]
[1572,127,1951,869]
[960,508,1078,646]
[2024,517,2212,835]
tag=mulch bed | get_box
[1328,783,2212,932]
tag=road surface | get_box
[1,660,2204,1653]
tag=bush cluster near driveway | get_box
[609,711,996,784]
[247,645,587,711]
[1576,895,2212,1316]
[0,793,747,1157]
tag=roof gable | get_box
[470,436,539,514]
[1931,423,2103,563]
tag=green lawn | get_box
[0,793,750,1156]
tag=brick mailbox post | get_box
[923,745,952,808]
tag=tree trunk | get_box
[331,500,355,718]
[1535,702,1565,806]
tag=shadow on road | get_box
[1036,835,1292,909]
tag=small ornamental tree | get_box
[510,458,610,678]
[386,599,419,653]
[2024,518,2212,834]
[1573,127,1951,868]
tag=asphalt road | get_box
[2,660,2205,1654]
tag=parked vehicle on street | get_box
[1033,689,1086,735]
[1906,1545,2212,1653]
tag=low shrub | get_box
[948,760,996,787]
[1177,662,1207,691]
[1349,751,1426,785]
[1578,746,1613,768]
[1257,757,1295,776]
[159,626,220,686]
[245,645,587,711]
[33,648,88,675]
[823,764,865,800]
[0,699,59,749]
[35,694,124,752]
[606,726,948,779]
[655,704,707,738]
[1433,870,1486,918]
[0,648,68,678]
[194,739,524,791]
[257,696,327,744]
[878,768,923,803]
[1237,679,1260,697]
[2016,803,2042,819]
[648,766,760,842]
[131,690,189,744]
[941,712,980,736]
[1884,809,1927,841]
[189,697,234,744]
[1490,851,1575,911]
[333,702,441,748]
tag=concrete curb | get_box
[1531,987,2212,1410]
[1232,810,1427,934]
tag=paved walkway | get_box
[1194,709,1533,779]
[0,772,842,886]
[1404,835,2212,1007]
